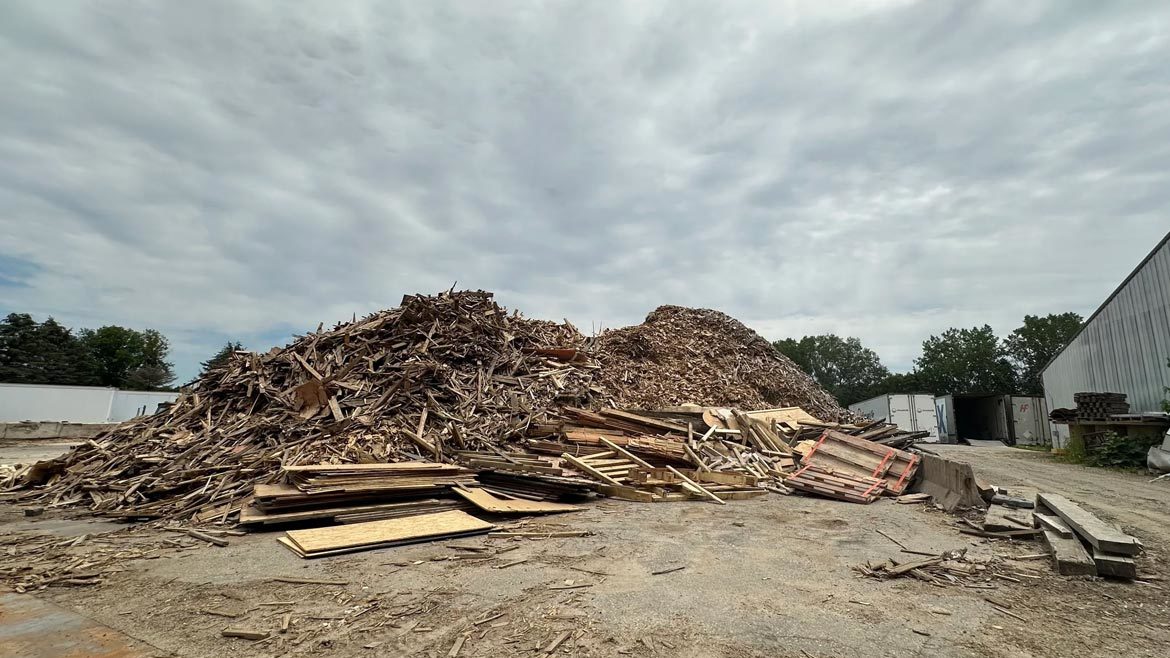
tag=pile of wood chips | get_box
[593,305,855,422]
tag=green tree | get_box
[1004,312,1083,395]
[78,326,175,390]
[915,325,1016,395]
[199,341,243,376]
[0,313,97,385]
[774,335,891,405]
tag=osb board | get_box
[452,487,582,514]
[742,407,825,426]
[284,510,493,554]
[278,529,490,559]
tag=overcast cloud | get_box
[1,0,1168,382]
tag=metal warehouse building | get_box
[1042,232,1170,448]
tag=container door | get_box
[912,394,940,442]
[1010,397,1038,445]
[888,395,914,431]
[934,395,955,443]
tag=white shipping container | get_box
[848,393,940,443]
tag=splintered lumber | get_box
[186,529,229,547]
[1035,494,1141,556]
[785,464,886,503]
[280,510,494,558]
[666,466,726,505]
[1041,529,1097,576]
[452,487,582,515]
[1092,548,1137,579]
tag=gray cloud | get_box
[1,0,1167,380]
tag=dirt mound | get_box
[593,305,851,421]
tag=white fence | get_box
[0,383,178,423]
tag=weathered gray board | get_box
[912,453,988,512]
[1041,529,1096,576]
[1032,511,1075,539]
[1035,494,1141,556]
[1092,548,1137,579]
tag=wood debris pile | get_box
[854,549,1001,586]
[14,291,597,521]
[12,290,869,523]
[592,305,854,421]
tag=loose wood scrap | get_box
[855,549,994,586]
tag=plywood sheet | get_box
[283,510,493,556]
[452,487,582,514]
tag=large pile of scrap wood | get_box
[593,306,854,422]
[15,291,598,520]
[12,290,863,523]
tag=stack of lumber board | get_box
[1073,392,1130,420]
[795,430,920,496]
[784,464,887,503]
[1033,493,1141,579]
[240,462,475,526]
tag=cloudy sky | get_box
[1,1,1167,382]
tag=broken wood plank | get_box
[221,628,269,641]
[186,529,229,547]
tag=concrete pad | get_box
[0,593,159,658]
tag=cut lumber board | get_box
[594,484,654,503]
[281,510,493,558]
[1031,511,1075,539]
[1092,548,1137,579]
[452,487,582,515]
[1041,529,1096,576]
[1035,493,1141,556]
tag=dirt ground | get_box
[2,443,1169,658]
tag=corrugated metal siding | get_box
[1043,236,1170,448]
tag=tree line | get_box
[0,313,178,391]
[774,312,1084,406]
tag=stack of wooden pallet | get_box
[1073,392,1130,420]
[1033,493,1141,579]
[784,464,887,503]
[240,463,475,526]
[790,430,920,501]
